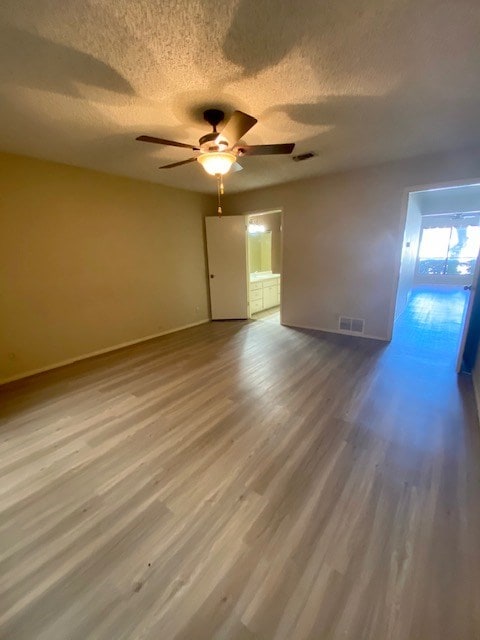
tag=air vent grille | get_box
[339,316,365,334]
[292,152,317,162]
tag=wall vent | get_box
[339,316,365,334]
[292,152,317,162]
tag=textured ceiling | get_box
[0,0,479,193]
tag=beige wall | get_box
[226,148,480,340]
[0,152,211,382]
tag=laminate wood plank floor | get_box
[251,307,280,324]
[1,289,479,639]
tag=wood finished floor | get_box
[251,307,280,324]
[1,288,480,639]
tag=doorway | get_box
[394,183,480,369]
[247,211,282,323]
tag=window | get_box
[417,224,480,276]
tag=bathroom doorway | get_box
[247,210,282,323]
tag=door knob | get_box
[210,274,215,279]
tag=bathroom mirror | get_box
[248,230,272,273]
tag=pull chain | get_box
[216,174,223,216]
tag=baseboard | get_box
[281,320,388,342]
[0,319,210,385]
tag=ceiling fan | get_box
[136,109,295,177]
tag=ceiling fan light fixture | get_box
[197,151,236,176]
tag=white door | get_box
[205,215,248,320]
[456,252,480,372]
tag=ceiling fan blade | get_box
[137,135,199,151]
[236,143,295,156]
[231,162,243,173]
[216,110,257,147]
[159,157,197,169]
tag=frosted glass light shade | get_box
[197,152,236,176]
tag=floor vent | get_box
[339,316,365,334]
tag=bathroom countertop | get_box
[249,273,280,282]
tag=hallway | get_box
[392,286,468,363]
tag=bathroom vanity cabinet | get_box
[249,274,281,314]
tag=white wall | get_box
[415,183,480,215]
[226,148,480,340]
[394,193,422,319]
